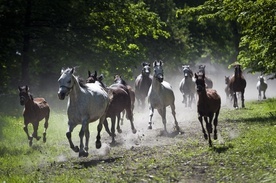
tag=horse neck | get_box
[24,96,36,109]
[151,77,162,91]
[69,75,83,100]
[197,89,208,103]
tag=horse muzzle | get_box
[58,87,69,100]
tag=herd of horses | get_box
[18,61,269,155]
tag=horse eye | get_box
[68,80,71,84]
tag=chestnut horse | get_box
[148,60,180,134]
[18,86,50,146]
[58,67,109,157]
[256,75,268,100]
[229,64,246,108]
[134,62,152,109]
[195,73,221,147]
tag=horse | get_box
[57,67,109,157]
[179,65,196,107]
[148,60,180,134]
[194,73,221,147]
[229,64,247,108]
[18,85,50,146]
[224,76,232,102]
[87,71,137,144]
[198,65,213,88]
[113,74,135,123]
[256,75,268,100]
[134,62,153,109]
[87,70,105,88]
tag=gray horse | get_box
[256,75,268,100]
[148,60,180,134]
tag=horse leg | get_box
[198,115,207,140]
[263,90,266,99]
[84,127,90,152]
[148,106,154,129]
[103,118,112,136]
[233,92,238,108]
[66,123,79,152]
[184,94,187,107]
[241,91,245,108]
[157,107,168,134]
[126,106,137,134]
[79,121,89,157]
[204,116,212,147]
[213,108,220,140]
[23,121,32,146]
[96,116,105,149]
[116,113,122,133]
[110,116,116,145]
[170,103,180,132]
[43,114,49,143]
[32,122,41,141]
[258,89,261,100]
[120,110,125,125]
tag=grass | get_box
[0,98,275,182]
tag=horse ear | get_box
[18,86,22,91]
[142,62,146,66]
[71,67,74,74]
[159,60,163,66]
[88,70,91,77]
[194,73,198,78]
[61,67,65,74]
[25,85,29,91]
[94,71,97,77]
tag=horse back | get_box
[23,97,50,123]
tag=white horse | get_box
[58,67,109,157]
[256,75,268,100]
[148,60,180,134]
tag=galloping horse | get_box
[224,76,232,102]
[256,75,268,100]
[194,73,221,147]
[148,60,180,134]
[135,62,152,109]
[229,64,247,108]
[18,86,50,146]
[58,67,109,157]
[198,65,213,88]
[179,65,196,107]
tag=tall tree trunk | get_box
[21,0,32,85]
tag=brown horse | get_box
[194,73,221,147]
[87,71,137,144]
[114,75,135,123]
[18,86,50,146]
[229,64,246,108]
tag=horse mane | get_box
[77,77,88,88]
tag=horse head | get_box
[58,67,75,100]
[182,65,193,78]
[225,76,230,84]
[258,75,265,83]
[141,62,151,76]
[18,85,32,105]
[195,73,206,93]
[234,64,243,78]
[198,65,206,75]
[153,60,164,82]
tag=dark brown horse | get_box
[114,74,135,119]
[194,73,221,147]
[198,65,213,88]
[18,86,50,146]
[134,62,152,109]
[229,64,247,108]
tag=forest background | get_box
[0,0,275,95]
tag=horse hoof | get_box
[79,151,88,157]
[73,146,80,152]
[43,137,46,143]
[29,140,33,147]
[214,134,217,140]
[117,129,122,133]
[96,141,102,149]
[132,128,137,134]
[204,134,208,140]
[148,126,152,130]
